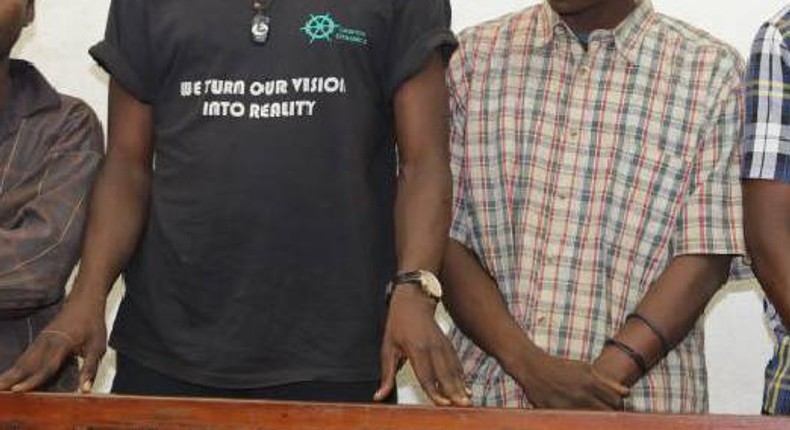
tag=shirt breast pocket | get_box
[598,132,691,263]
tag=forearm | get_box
[595,254,731,386]
[68,79,154,305]
[749,252,790,325]
[393,53,452,275]
[69,154,151,303]
[745,188,790,325]
[442,240,545,373]
[395,159,451,273]
[379,55,472,407]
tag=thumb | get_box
[78,345,104,393]
[374,342,400,402]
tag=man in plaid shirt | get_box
[442,0,745,412]
[742,4,790,416]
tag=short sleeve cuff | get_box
[673,234,748,283]
[89,41,152,104]
[741,149,790,184]
[672,238,746,258]
[385,29,458,100]
[672,218,747,258]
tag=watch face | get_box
[420,271,443,299]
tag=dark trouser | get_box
[0,302,78,392]
[112,353,397,404]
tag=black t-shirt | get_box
[90,0,457,388]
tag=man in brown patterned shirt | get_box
[0,0,103,391]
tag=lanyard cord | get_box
[253,0,274,14]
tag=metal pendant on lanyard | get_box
[251,0,274,45]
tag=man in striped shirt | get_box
[742,4,790,416]
[442,0,745,412]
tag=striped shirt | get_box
[448,0,745,413]
[741,5,790,415]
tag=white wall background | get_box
[13,0,788,414]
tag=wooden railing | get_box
[0,393,788,429]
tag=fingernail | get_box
[465,387,472,396]
[81,381,92,393]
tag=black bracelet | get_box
[604,338,648,375]
[626,313,672,356]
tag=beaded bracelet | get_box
[627,312,672,357]
[604,338,648,375]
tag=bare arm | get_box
[69,79,153,302]
[376,53,470,407]
[593,255,731,386]
[442,240,626,409]
[391,56,452,276]
[596,53,744,388]
[0,79,153,392]
[441,241,533,372]
[743,181,790,329]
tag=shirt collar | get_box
[536,0,656,65]
[0,60,61,132]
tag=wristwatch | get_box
[386,270,443,303]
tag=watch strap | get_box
[385,270,439,304]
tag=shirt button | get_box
[579,65,590,75]
[557,189,569,200]
[569,129,580,139]
[546,255,558,265]
[537,314,547,325]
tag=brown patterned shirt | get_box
[0,60,103,390]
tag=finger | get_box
[10,365,58,393]
[79,346,105,394]
[10,339,72,393]
[432,343,471,406]
[0,366,29,391]
[374,342,399,402]
[592,370,630,397]
[410,348,451,406]
[591,383,623,410]
[591,371,627,409]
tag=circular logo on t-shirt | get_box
[300,12,368,46]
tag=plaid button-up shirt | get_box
[741,5,790,415]
[742,5,790,340]
[448,0,745,412]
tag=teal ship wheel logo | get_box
[301,13,339,43]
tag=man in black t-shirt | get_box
[0,0,469,405]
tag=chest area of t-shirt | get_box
[151,1,390,122]
[153,1,388,80]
